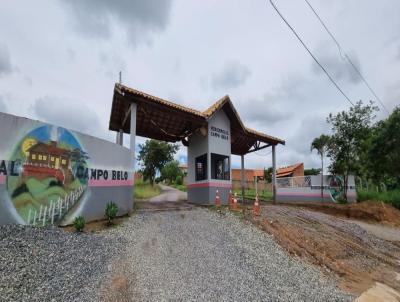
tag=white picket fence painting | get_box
[26,185,85,226]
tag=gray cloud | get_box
[60,0,173,43]
[0,43,12,76]
[312,50,361,84]
[239,96,289,126]
[0,96,8,112]
[31,96,103,137]
[211,61,251,90]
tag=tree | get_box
[264,167,273,183]
[311,134,330,200]
[161,160,182,184]
[304,168,321,176]
[137,140,179,185]
[368,106,400,189]
[326,101,378,200]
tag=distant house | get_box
[27,141,70,170]
[179,164,188,176]
[232,169,264,182]
[276,163,304,178]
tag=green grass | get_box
[233,188,273,201]
[134,179,161,199]
[357,189,400,209]
[169,183,187,192]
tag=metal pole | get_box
[241,154,245,206]
[255,176,258,196]
[272,145,277,204]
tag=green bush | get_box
[73,216,85,232]
[105,202,119,225]
[175,175,183,185]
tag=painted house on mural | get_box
[276,163,304,178]
[27,141,70,168]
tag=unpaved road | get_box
[250,204,400,296]
[149,185,187,202]
[100,208,352,302]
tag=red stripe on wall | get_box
[187,182,232,189]
[0,175,5,184]
[88,179,134,187]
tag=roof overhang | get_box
[109,83,285,155]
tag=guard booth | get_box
[109,83,285,205]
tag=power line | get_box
[268,0,354,107]
[303,0,390,114]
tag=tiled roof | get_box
[116,84,204,117]
[276,163,303,176]
[112,83,285,151]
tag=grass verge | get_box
[134,179,161,199]
[169,183,187,192]
[233,189,273,201]
[357,189,400,209]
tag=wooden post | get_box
[272,145,277,204]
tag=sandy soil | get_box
[246,203,400,296]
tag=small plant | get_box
[105,202,119,225]
[73,216,85,232]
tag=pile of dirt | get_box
[247,204,400,296]
[282,201,400,227]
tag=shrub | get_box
[105,202,118,225]
[73,216,85,232]
[175,175,183,185]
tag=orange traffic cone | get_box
[253,193,261,216]
[233,193,238,211]
[215,190,220,207]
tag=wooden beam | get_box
[246,143,271,154]
[121,104,132,127]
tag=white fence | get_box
[276,176,311,188]
[27,185,85,226]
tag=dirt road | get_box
[149,185,187,202]
[249,204,400,296]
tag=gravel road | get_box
[0,208,354,302]
[101,208,353,302]
[0,225,122,302]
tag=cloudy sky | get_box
[0,0,399,171]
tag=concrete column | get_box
[272,144,277,203]
[130,103,137,168]
[118,129,124,146]
[241,154,245,205]
[115,132,120,144]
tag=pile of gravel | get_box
[0,225,122,302]
[109,208,354,301]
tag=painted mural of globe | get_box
[6,125,89,225]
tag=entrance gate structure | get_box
[109,83,285,205]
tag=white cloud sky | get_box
[0,0,399,171]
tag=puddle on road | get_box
[355,282,400,302]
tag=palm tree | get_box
[311,135,330,201]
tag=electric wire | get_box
[303,0,390,114]
[268,0,355,107]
